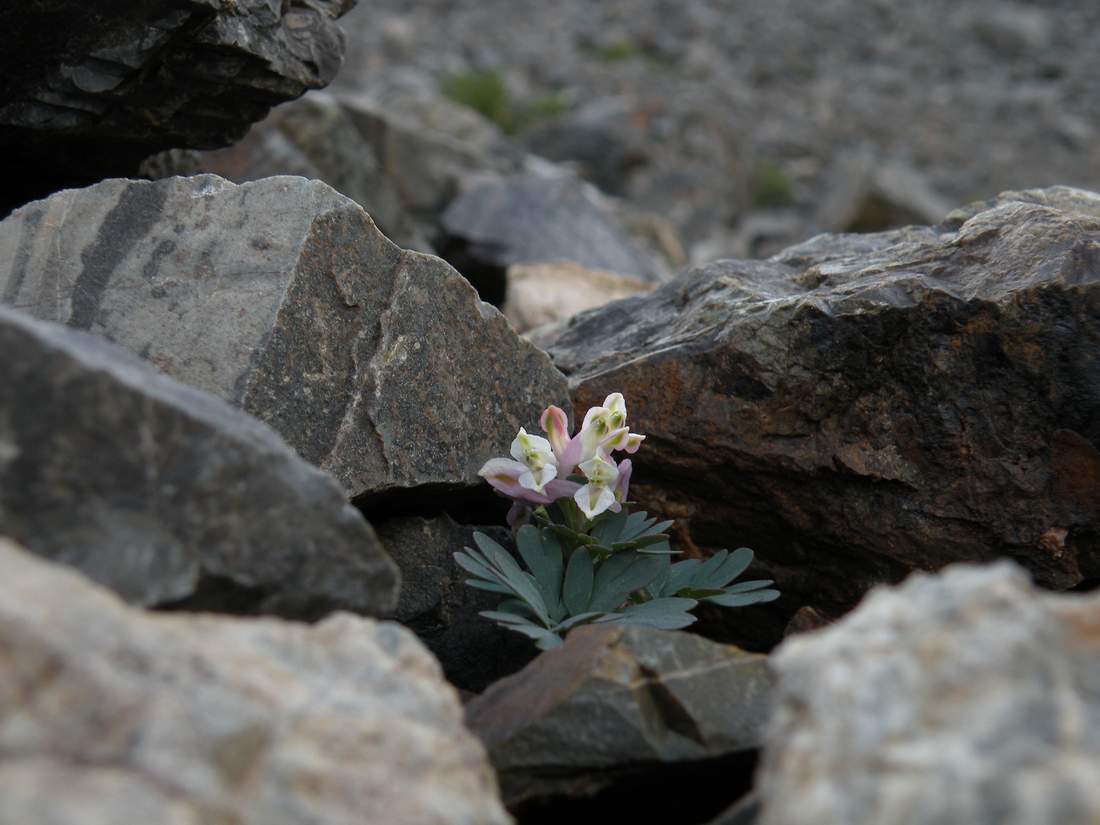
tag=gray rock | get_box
[375,515,536,692]
[0,304,397,616]
[143,93,431,252]
[815,151,953,233]
[440,173,657,302]
[0,537,510,825]
[0,175,570,501]
[758,562,1100,825]
[542,188,1100,647]
[0,0,354,214]
[465,624,772,806]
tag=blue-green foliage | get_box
[455,512,779,650]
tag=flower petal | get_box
[624,432,645,453]
[479,457,532,498]
[574,482,617,519]
[540,405,571,458]
[614,458,632,504]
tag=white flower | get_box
[573,452,620,519]
[509,427,558,493]
[578,392,645,462]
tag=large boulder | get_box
[758,562,1100,825]
[542,187,1100,644]
[465,624,772,809]
[0,304,398,617]
[0,175,570,501]
[0,537,510,825]
[0,0,354,215]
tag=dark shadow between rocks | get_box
[354,482,509,526]
[509,750,759,825]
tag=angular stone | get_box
[503,261,653,333]
[0,538,510,825]
[141,92,434,253]
[758,562,1100,825]
[440,173,658,302]
[0,304,398,616]
[542,188,1100,644]
[0,175,570,501]
[465,624,772,806]
[375,515,536,692]
[0,0,355,214]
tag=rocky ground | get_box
[1,2,1099,824]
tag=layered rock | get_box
[375,515,535,692]
[465,624,772,807]
[0,538,510,825]
[0,0,355,214]
[0,304,397,616]
[542,187,1100,644]
[0,175,570,501]
[758,562,1100,825]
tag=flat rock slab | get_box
[0,175,570,501]
[465,624,772,806]
[0,305,398,616]
[0,0,354,213]
[543,186,1100,644]
[759,562,1100,825]
[0,538,510,825]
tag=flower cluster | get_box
[478,392,645,521]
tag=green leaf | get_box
[480,611,564,646]
[497,598,540,620]
[721,579,775,594]
[464,578,513,594]
[472,532,551,625]
[613,597,699,630]
[563,549,595,615]
[708,547,754,588]
[613,533,671,552]
[691,549,731,590]
[665,558,702,594]
[639,519,674,537]
[554,611,608,632]
[703,589,780,608]
[516,526,564,619]
[592,508,629,545]
[619,510,651,541]
[635,539,679,555]
[454,550,503,584]
[589,553,665,612]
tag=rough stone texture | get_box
[142,93,432,252]
[542,187,1100,646]
[0,304,398,616]
[503,261,653,334]
[465,624,772,806]
[375,515,535,692]
[0,175,570,501]
[336,1,1100,258]
[0,538,510,825]
[0,0,354,215]
[758,562,1100,825]
[440,173,658,302]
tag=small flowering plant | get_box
[455,393,779,650]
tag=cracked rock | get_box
[0,174,570,501]
[0,537,509,825]
[0,304,398,616]
[542,186,1100,646]
[465,624,772,807]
